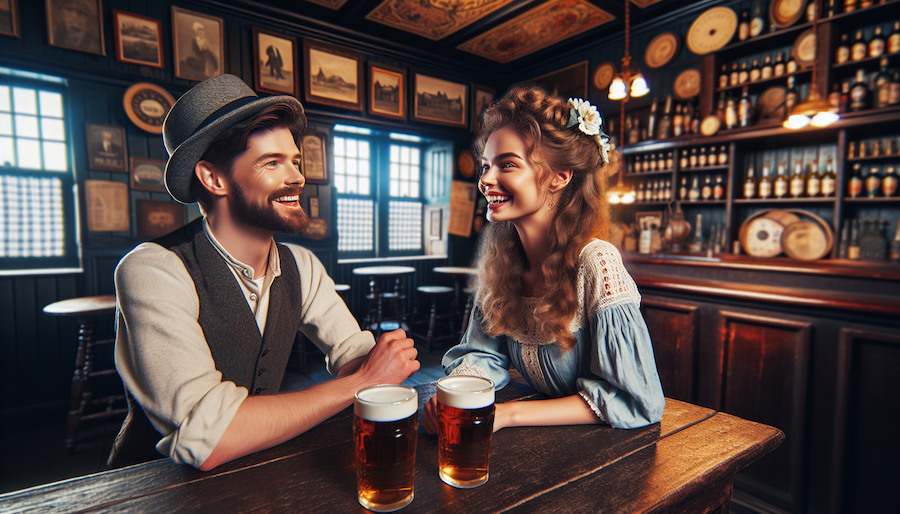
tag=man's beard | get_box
[231,182,309,234]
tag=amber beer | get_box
[436,376,495,488]
[353,385,418,512]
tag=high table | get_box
[432,266,476,336]
[352,265,415,335]
[0,371,783,513]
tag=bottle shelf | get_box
[716,69,811,94]
[824,0,900,29]
[718,21,813,58]
[733,197,837,203]
[832,52,900,73]
[679,200,727,205]
[615,201,673,207]
[679,165,730,172]
[843,196,900,202]
[625,169,675,176]
[846,154,900,163]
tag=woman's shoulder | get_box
[576,239,640,310]
[578,239,625,267]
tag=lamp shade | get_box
[630,74,649,97]
[609,76,627,100]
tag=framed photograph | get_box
[136,200,185,239]
[46,0,105,55]
[172,6,224,82]
[0,0,20,38]
[473,84,496,134]
[412,71,468,128]
[129,157,167,193]
[85,180,129,232]
[529,61,589,102]
[308,195,319,218]
[303,39,363,111]
[636,211,664,230]
[253,27,297,96]
[301,126,329,184]
[368,62,406,120]
[430,209,441,239]
[112,10,163,68]
[85,122,127,172]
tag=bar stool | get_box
[43,295,125,451]
[433,266,477,338]
[352,266,415,337]
[411,285,455,352]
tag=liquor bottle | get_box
[790,160,806,197]
[890,222,900,262]
[745,163,757,198]
[848,219,861,260]
[774,52,786,77]
[859,140,867,158]
[689,147,698,167]
[666,151,674,170]
[888,139,896,155]
[869,26,885,58]
[673,104,684,137]
[849,69,869,111]
[873,140,882,157]
[759,161,773,198]
[657,95,673,139]
[889,21,900,54]
[679,151,689,169]
[851,30,867,61]
[738,8,750,41]
[679,176,688,199]
[709,147,718,166]
[807,159,821,197]
[883,165,897,196]
[628,116,641,145]
[761,55,774,80]
[844,0,858,13]
[710,223,721,253]
[649,154,658,171]
[860,0,873,8]
[683,105,693,135]
[750,59,761,82]
[716,92,727,122]
[665,179,672,201]
[751,1,766,37]
[689,175,701,200]
[657,153,666,170]
[642,154,650,172]
[866,166,881,197]
[828,83,841,109]
[713,175,725,200]
[785,76,799,117]
[698,147,708,167]
[775,161,789,198]
[730,63,740,87]
[840,81,850,112]
[701,175,712,200]
[827,0,836,17]
[806,0,818,21]
[650,180,659,201]
[739,61,750,84]
[719,146,728,165]
[838,219,850,258]
[848,163,863,197]
[836,34,851,64]
[786,54,798,74]
[647,98,658,140]
[739,86,753,127]
[890,71,900,106]
[822,157,836,196]
[725,96,738,129]
[688,214,706,252]
[719,64,729,89]
[637,182,645,201]
[874,57,892,108]
[691,104,701,133]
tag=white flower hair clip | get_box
[566,98,611,164]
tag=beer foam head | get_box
[437,376,495,409]
[354,385,418,422]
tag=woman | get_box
[423,84,664,434]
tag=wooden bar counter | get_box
[0,373,782,513]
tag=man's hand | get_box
[355,329,420,385]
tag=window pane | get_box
[0,176,65,257]
[42,141,67,171]
[359,177,369,193]
[346,139,357,158]
[400,145,410,163]
[390,181,398,197]
[335,175,345,192]
[411,148,420,163]
[388,201,422,251]
[0,86,10,112]
[347,158,357,176]
[16,138,41,169]
[400,181,408,197]
[334,137,345,155]
[14,114,38,138]
[347,176,358,194]
[337,198,374,252]
[390,162,398,179]
[390,145,398,162]
[13,88,37,115]
[400,164,409,180]
[41,118,65,141]
[359,160,369,178]
[359,140,370,158]
[0,136,14,166]
[334,156,345,174]
[0,113,11,135]
[39,91,63,118]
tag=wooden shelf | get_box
[734,197,837,204]
[718,21,814,59]
[846,154,900,163]
[823,0,900,28]
[625,169,675,176]
[843,196,900,202]
[680,200,727,205]
[679,165,730,173]
[832,52,900,72]
[716,69,811,94]
[616,201,673,207]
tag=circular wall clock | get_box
[791,29,818,68]
[770,0,805,29]
[458,150,477,179]
[673,69,701,100]
[123,83,176,134]
[686,7,738,55]
[645,32,680,69]
[592,61,617,91]
[741,217,787,258]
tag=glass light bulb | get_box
[783,113,811,129]
[608,192,621,204]
[609,77,627,100]
[811,111,839,127]
[621,192,635,204]
[630,75,649,97]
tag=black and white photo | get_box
[412,72,467,128]
[112,10,163,68]
[172,7,224,82]
[46,0,104,55]
[303,39,363,111]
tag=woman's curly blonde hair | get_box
[472,84,610,351]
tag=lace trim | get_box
[520,344,551,395]
[448,361,492,382]
[578,390,606,423]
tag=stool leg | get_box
[66,315,95,452]
[460,294,474,338]
[426,297,439,352]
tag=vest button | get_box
[249,293,258,301]
[258,368,266,376]
[254,387,262,394]
[261,348,269,357]
[243,269,251,277]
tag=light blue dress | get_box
[443,239,665,429]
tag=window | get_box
[0,69,79,274]
[333,125,449,258]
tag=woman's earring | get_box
[548,189,556,208]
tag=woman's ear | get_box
[551,169,573,191]
[195,161,229,198]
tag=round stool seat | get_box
[417,285,453,295]
[334,284,350,292]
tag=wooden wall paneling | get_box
[0,278,17,418]
[640,295,699,403]
[717,310,812,512]
[699,54,716,120]
[832,328,900,514]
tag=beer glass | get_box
[436,375,495,488]
[354,385,418,512]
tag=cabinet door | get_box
[641,295,699,403]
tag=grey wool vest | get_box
[108,218,304,468]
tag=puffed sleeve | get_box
[441,305,512,390]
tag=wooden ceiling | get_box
[232,0,701,73]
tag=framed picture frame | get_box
[636,211,664,230]
[0,0,20,38]
[303,39,363,111]
[112,10,164,68]
[46,0,105,55]
[253,27,297,96]
[307,195,320,218]
[368,62,406,120]
[172,6,224,82]
[529,61,589,102]
[129,157,167,193]
[85,122,127,172]
[301,126,329,184]
[412,71,468,128]
[136,200,185,239]
[85,180,129,232]
[473,84,496,134]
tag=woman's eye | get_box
[501,161,515,169]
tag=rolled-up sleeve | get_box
[441,306,511,391]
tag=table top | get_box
[352,265,416,276]
[433,266,477,276]
[0,373,783,513]
[42,295,116,317]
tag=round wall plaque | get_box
[758,86,787,119]
[458,150,477,179]
[123,83,176,135]
[592,61,617,91]
[782,220,832,260]
[674,68,701,100]
[770,0,805,29]
[686,7,738,55]
[645,32,680,69]
[700,115,721,136]
[791,29,818,68]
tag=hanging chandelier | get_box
[609,0,649,100]
[784,0,839,129]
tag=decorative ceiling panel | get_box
[457,0,615,63]
[365,0,517,41]
[304,0,350,9]
[630,0,667,8]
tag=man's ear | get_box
[551,169,573,191]
[195,160,229,198]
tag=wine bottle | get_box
[701,175,712,200]
[786,54,798,75]
[647,98,658,140]
[713,175,725,200]
[785,76,799,117]
[716,92,727,122]
[848,219,861,260]
[718,145,728,166]
[790,159,806,197]
[775,161,789,198]
[848,163,863,197]
[883,165,898,196]
[691,104,701,133]
[838,219,850,258]
[739,86,753,127]
[761,55,774,80]
[827,0,836,17]
[688,214,705,253]
[890,71,900,106]
[689,175,701,200]
[869,26,885,58]
[759,161,773,198]
[657,153,666,170]
[774,52,786,77]
[750,59,761,82]
[840,81,850,112]
[874,57,892,108]
[657,95,672,139]
[642,154,650,172]
[745,163,757,198]
[836,34,850,64]
[828,83,841,109]
[845,0,858,13]
[679,151,689,169]
[849,69,869,111]
[738,8,750,41]
[822,157,836,196]
[683,105,693,135]
[807,159,821,197]
[649,153,658,171]
[730,63,740,87]
[890,222,900,262]
[709,147,718,166]
[698,147,708,167]
[806,0,818,21]
[666,151,674,170]
[689,147,698,167]
[751,1,766,37]
[679,176,688,199]
[725,96,738,129]
[719,64,729,89]
[628,115,641,145]
[851,30,867,61]
[665,179,672,201]
[637,182,645,201]
[888,21,900,54]
[866,166,881,197]
[673,104,684,137]
[739,61,750,84]
[873,140,882,157]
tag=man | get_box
[109,74,419,470]
[52,0,100,52]
[184,21,218,79]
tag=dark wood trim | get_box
[641,297,700,403]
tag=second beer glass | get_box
[354,385,418,512]
[436,376,495,488]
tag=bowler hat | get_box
[163,74,305,204]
